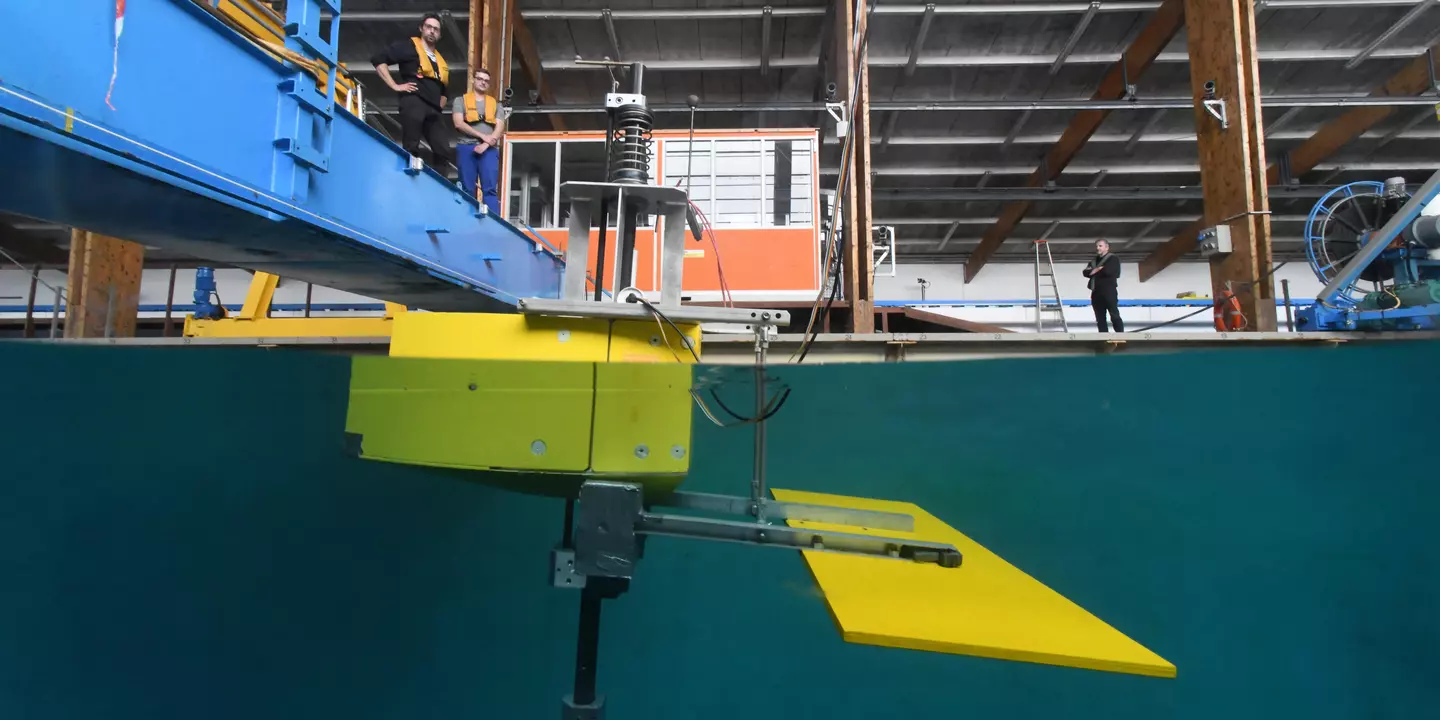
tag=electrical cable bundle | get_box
[620,287,790,427]
[793,0,880,362]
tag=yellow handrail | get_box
[196,0,364,117]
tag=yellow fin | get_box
[772,489,1176,678]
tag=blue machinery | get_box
[1297,169,1440,331]
[0,0,562,312]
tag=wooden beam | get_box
[478,0,506,85]
[508,0,566,131]
[835,0,875,332]
[1269,43,1440,182]
[1142,41,1440,281]
[962,0,1186,283]
[64,230,145,338]
[901,307,1014,334]
[1237,0,1275,322]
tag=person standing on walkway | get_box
[370,13,452,169]
[452,68,508,216]
[1084,238,1124,332]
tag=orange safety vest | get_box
[1213,290,1246,331]
[410,37,449,87]
[463,92,498,125]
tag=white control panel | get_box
[1198,225,1233,258]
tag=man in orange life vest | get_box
[452,68,508,216]
[369,13,452,169]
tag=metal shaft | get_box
[571,587,603,706]
[163,265,177,337]
[594,112,616,301]
[637,511,962,568]
[1281,279,1294,331]
[617,198,639,290]
[49,286,61,339]
[22,267,37,338]
[629,62,645,94]
[593,205,610,300]
[751,333,769,521]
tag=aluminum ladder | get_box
[1033,240,1069,332]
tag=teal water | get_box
[1,341,1437,718]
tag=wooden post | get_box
[1182,0,1274,331]
[64,229,145,338]
[835,0,875,333]
[471,0,508,85]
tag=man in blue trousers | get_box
[451,68,508,216]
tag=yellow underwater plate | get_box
[772,489,1176,678]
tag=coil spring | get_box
[608,104,654,185]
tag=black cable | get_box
[708,385,791,423]
[797,270,843,363]
[629,294,792,423]
[1127,261,1289,333]
[795,0,882,360]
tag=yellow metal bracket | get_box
[184,272,404,338]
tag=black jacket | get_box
[1084,253,1120,293]
[370,38,451,110]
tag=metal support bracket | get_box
[1120,51,1137,100]
[1203,98,1229,130]
[826,102,849,138]
[566,481,962,576]
[604,93,646,109]
[873,225,897,278]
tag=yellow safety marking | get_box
[64,108,74,133]
[683,249,705,259]
[772,488,1177,679]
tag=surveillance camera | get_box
[917,278,929,285]
[1202,80,1217,99]
[825,82,838,101]
[502,87,514,100]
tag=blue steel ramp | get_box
[0,0,562,311]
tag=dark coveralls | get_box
[369,39,451,169]
[1085,253,1124,333]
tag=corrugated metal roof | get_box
[332,0,1440,265]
